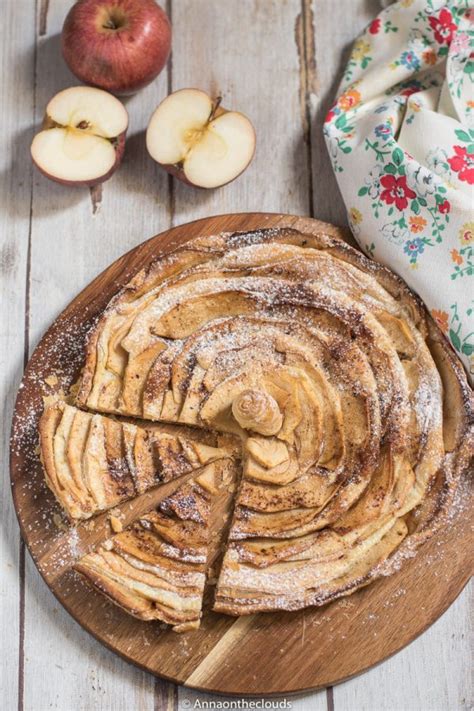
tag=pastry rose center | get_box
[231,388,283,436]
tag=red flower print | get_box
[428,9,457,45]
[325,107,337,123]
[448,146,474,184]
[369,18,381,35]
[438,199,451,214]
[400,86,420,97]
[380,174,417,211]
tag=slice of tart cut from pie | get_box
[39,401,233,520]
[74,465,220,631]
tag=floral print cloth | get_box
[324,0,474,380]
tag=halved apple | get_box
[146,89,256,188]
[31,86,128,186]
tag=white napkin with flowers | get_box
[324,0,474,379]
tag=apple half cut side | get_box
[31,86,128,187]
[146,89,256,189]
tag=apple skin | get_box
[32,130,127,188]
[159,162,197,188]
[62,0,171,95]
[160,159,257,189]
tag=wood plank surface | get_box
[0,2,37,710]
[333,584,473,711]
[0,0,472,710]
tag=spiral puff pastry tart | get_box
[65,223,473,615]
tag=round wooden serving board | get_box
[10,213,473,697]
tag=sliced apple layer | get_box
[146,89,256,188]
[31,86,128,186]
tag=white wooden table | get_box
[1,1,471,709]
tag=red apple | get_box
[30,86,128,187]
[61,0,171,95]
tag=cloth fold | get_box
[324,0,473,379]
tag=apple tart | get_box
[75,465,219,631]
[39,223,472,624]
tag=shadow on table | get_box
[307,36,357,228]
[306,0,381,227]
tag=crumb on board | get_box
[53,512,68,532]
[109,507,125,520]
[109,515,123,533]
[42,390,66,408]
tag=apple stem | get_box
[101,9,126,31]
[208,96,222,123]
